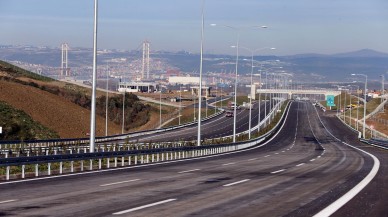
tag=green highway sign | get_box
[326,95,336,107]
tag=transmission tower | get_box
[141,40,150,80]
[61,43,70,78]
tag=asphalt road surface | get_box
[0,101,383,216]
[131,101,272,142]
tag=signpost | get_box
[326,95,336,108]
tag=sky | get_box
[0,0,388,55]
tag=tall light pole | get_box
[381,74,385,112]
[211,24,268,143]
[352,73,368,138]
[160,88,162,127]
[89,0,98,153]
[348,84,360,129]
[238,47,276,139]
[197,0,205,146]
[122,87,126,134]
[105,66,109,136]
[179,84,182,125]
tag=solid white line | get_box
[100,179,140,187]
[296,163,305,167]
[223,179,250,187]
[222,162,236,166]
[312,105,381,217]
[275,153,279,155]
[264,155,270,157]
[0,199,17,204]
[247,158,258,161]
[113,198,177,215]
[271,169,286,174]
[178,168,201,174]
[310,159,315,162]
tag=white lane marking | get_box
[287,149,290,151]
[178,169,201,174]
[223,179,250,187]
[317,156,321,158]
[296,163,305,167]
[100,179,140,187]
[113,198,177,215]
[264,155,270,157]
[310,159,315,162]
[271,169,286,174]
[312,105,381,217]
[275,153,279,155]
[282,151,285,153]
[222,162,236,166]
[247,158,258,161]
[0,199,17,204]
[0,102,293,186]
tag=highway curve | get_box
[0,101,378,216]
[130,101,272,142]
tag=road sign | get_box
[326,95,336,107]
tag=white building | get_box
[118,82,157,93]
[168,76,200,85]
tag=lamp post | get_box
[348,84,360,129]
[196,0,205,146]
[211,23,268,143]
[89,0,98,153]
[238,47,275,139]
[122,83,126,134]
[381,75,385,112]
[105,66,109,136]
[179,84,182,125]
[160,88,162,127]
[351,73,368,138]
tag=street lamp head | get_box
[230,45,237,48]
[261,25,268,28]
[270,47,276,50]
[210,23,217,27]
[351,73,356,76]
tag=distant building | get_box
[168,76,200,85]
[118,81,157,93]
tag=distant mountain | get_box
[331,49,388,58]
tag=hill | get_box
[0,60,152,139]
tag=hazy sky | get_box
[0,0,387,55]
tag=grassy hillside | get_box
[0,60,151,139]
[0,101,58,140]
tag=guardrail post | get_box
[35,164,39,177]
[128,156,131,165]
[107,158,110,168]
[89,159,93,170]
[59,162,63,174]
[141,155,144,164]
[156,153,159,162]
[22,165,25,179]
[71,161,74,172]
[81,161,84,171]
[174,152,177,160]
[178,152,181,159]
[121,157,124,166]
[161,153,164,161]
[48,163,51,176]
[99,159,102,169]
[152,154,155,162]
[146,155,149,163]
[134,156,138,165]
[114,157,118,167]
[6,166,10,180]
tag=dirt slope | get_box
[0,79,122,138]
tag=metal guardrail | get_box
[360,138,388,150]
[0,101,292,181]
[0,108,225,148]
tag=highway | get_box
[130,101,272,142]
[0,101,381,216]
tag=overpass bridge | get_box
[256,89,341,99]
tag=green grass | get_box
[0,101,59,141]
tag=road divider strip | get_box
[0,199,17,204]
[223,179,250,187]
[178,169,201,174]
[271,169,285,174]
[100,179,140,187]
[113,198,177,215]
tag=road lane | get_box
[0,102,373,216]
